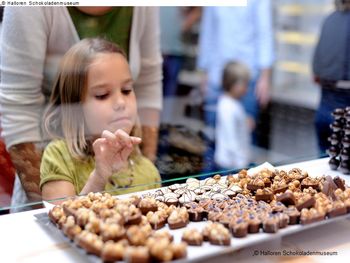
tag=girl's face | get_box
[82,53,137,136]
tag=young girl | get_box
[40,38,160,200]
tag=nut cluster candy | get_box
[328,107,350,174]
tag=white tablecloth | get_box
[1,158,350,263]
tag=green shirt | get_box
[68,7,133,58]
[40,140,160,195]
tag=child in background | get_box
[40,38,160,201]
[214,61,251,170]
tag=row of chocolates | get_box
[328,107,350,174]
[48,167,350,261]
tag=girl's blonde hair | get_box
[43,38,141,159]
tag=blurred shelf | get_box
[276,31,317,45]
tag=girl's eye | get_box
[95,93,109,100]
[122,88,133,95]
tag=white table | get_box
[1,158,350,263]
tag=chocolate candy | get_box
[333,176,346,191]
[345,111,350,121]
[342,136,350,148]
[328,133,340,145]
[339,161,350,174]
[182,228,203,246]
[330,120,342,132]
[284,206,300,225]
[276,190,296,206]
[296,195,315,211]
[230,218,249,238]
[340,148,350,161]
[262,214,279,233]
[329,157,340,170]
[255,188,274,203]
[327,146,341,157]
[247,214,261,233]
[277,213,289,228]
[327,201,347,218]
[301,177,320,191]
[332,108,344,119]
[300,208,325,225]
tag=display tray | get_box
[39,161,350,262]
[38,200,350,262]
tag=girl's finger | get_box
[130,136,142,145]
[120,144,133,162]
[115,129,133,148]
[101,130,117,145]
[93,138,107,155]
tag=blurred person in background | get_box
[160,7,201,122]
[0,7,162,209]
[160,7,201,98]
[313,0,350,154]
[197,1,274,172]
[215,61,251,170]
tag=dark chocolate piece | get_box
[329,157,340,170]
[276,191,296,206]
[333,176,346,191]
[296,195,315,211]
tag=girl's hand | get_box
[92,129,141,182]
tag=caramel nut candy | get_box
[146,211,166,230]
[149,237,173,262]
[255,188,274,203]
[167,208,189,229]
[170,242,187,260]
[327,201,347,218]
[124,246,150,263]
[75,231,104,256]
[208,223,231,246]
[138,197,158,215]
[301,177,320,191]
[300,208,325,225]
[182,228,203,246]
[101,241,126,262]
[152,229,174,242]
[48,206,65,225]
[100,223,126,242]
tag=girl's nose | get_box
[113,94,126,110]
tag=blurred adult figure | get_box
[160,7,201,97]
[197,1,274,172]
[313,0,350,153]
